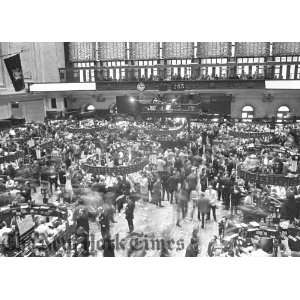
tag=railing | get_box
[59,67,267,83]
[59,60,300,84]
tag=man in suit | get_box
[222,174,231,210]
[231,182,241,215]
[98,207,111,239]
[186,167,198,197]
[125,197,135,233]
[153,177,162,207]
[167,170,179,204]
[197,192,210,229]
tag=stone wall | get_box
[66,89,300,118]
[0,42,65,92]
[231,90,300,118]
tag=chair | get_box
[260,237,273,253]
[288,236,300,252]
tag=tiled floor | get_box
[32,188,227,257]
[89,199,227,257]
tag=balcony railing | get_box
[58,60,300,88]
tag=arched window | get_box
[86,104,95,111]
[241,105,254,120]
[277,105,290,119]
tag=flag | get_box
[4,54,25,91]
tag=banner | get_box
[4,54,25,92]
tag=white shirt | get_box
[5,179,15,189]
[244,195,253,205]
[263,156,269,166]
[9,129,16,136]
[140,177,149,194]
[290,159,298,172]
[36,148,41,159]
[164,150,169,159]
[35,224,53,237]
[205,188,218,206]
[0,227,12,244]
[96,148,101,156]
[197,136,202,145]
[156,159,166,172]
[119,151,124,159]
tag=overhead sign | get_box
[171,82,185,90]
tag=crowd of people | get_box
[0,116,300,256]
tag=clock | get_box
[137,82,145,92]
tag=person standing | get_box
[176,182,189,226]
[160,170,170,202]
[230,182,241,215]
[174,156,183,171]
[64,170,73,203]
[216,172,223,201]
[190,188,199,221]
[167,170,179,204]
[98,207,110,239]
[156,155,166,174]
[125,197,135,233]
[140,173,149,202]
[21,181,32,203]
[58,165,66,184]
[73,200,89,231]
[222,174,231,210]
[73,200,90,255]
[202,130,207,147]
[58,165,66,198]
[147,172,155,201]
[205,185,218,222]
[199,172,208,192]
[152,176,162,207]
[102,235,115,257]
[35,145,41,160]
[186,167,198,197]
[65,153,72,170]
[49,164,58,195]
[244,191,254,206]
[197,191,210,229]
[5,176,15,190]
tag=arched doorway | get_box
[81,104,96,112]
[86,104,95,111]
[241,105,254,120]
[277,105,290,120]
